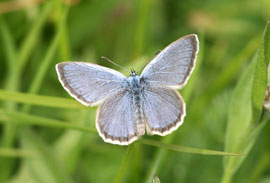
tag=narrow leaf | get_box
[252,21,270,123]
[0,148,36,158]
[0,90,87,109]
[141,139,243,156]
[113,145,134,183]
[16,1,54,75]
[0,109,96,134]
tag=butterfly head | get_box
[130,69,137,76]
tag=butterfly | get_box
[56,34,199,145]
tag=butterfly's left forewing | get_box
[56,62,127,106]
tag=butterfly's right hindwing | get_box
[142,86,185,135]
[56,62,127,106]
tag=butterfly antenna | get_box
[137,50,161,73]
[101,56,129,73]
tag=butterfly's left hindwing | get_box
[56,62,127,106]
[96,91,139,145]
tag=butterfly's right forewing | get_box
[56,62,127,106]
[141,34,199,89]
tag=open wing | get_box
[56,62,127,106]
[141,34,199,89]
[96,91,138,145]
[143,86,185,136]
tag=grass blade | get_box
[0,148,36,158]
[0,89,87,109]
[0,109,96,134]
[222,56,256,183]
[252,21,270,123]
[0,18,17,93]
[16,1,54,75]
[113,145,134,183]
[22,3,69,112]
[140,139,243,156]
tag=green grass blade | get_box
[0,18,17,93]
[9,164,37,183]
[252,21,270,123]
[0,148,36,158]
[113,145,134,183]
[143,146,164,183]
[140,139,243,156]
[0,90,87,109]
[222,120,268,183]
[0,109,96,134]
[224,55,256,157]
[22,4,69,112]
[264,22,270,66]
[16,1,54,75]
[222,56,256,183]
[54,2,72,60]
[233,118,268,173]
[248,152,270,182]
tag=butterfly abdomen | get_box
[134,94,145,136]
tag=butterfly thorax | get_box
[127,74,142,94]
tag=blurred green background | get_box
[0,0,269,183]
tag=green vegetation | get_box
[0,0,269,182]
